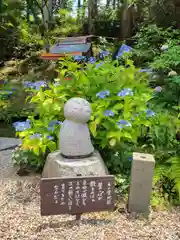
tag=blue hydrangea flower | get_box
[139,68,153,73]
[49,120,62,127]
[117,120,132,129]
[13,120,31,132]
[128,156,132,161]
[11,88,17,91]
[154,86,162,92]
[99,50,110,59]
[24,81,47,90]
[96,90,110,99]
[146,109,155,117]
[48,120,62,131]
[46,136,54,140]
[73,56,86,61]
[116,44,132,59]
[96,62,104,68]
[104,110,114,117]
[30,133,41,139]
[47,126,54,131]
[88,57,96,64]
[117,88,133,97]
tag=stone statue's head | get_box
[64,97,91,123]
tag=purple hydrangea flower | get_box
[96,90,110,99]
[104,110,114,117]
[13,120,31,132]
[146,109,155,117]
[154,86,162,92]
[117,120,132,129]
[117,88,133,97]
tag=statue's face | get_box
[64,97,91,123]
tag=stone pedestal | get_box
[128,152,155,215]
[42,150,108,178]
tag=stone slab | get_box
[128,152,155,215]
[42,150,109,178]
[0,150,18,179]
[0,137,21,151]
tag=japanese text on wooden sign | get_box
[40,175,115,216]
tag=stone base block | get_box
[128,152,155,215]
[42,150,108,178]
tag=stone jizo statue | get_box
[59,97,94,158]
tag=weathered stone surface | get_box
[0,150,18,179]
[42,150,108,178]
[128,152,155,215]
[59,97,94,157]
[0,138,21,151]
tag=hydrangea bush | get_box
[13,57,163,169]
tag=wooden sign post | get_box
[40,175,115,219]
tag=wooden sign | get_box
[40,175,115,216]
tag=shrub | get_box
[13,57,160,170]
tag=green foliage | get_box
[133,24,180,66]
[14,58,159,169]
[154,155,180,205]
[150,40,180,73]
[12,145,45,172]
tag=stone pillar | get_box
[128,152,155,215]
[42,97,108,178]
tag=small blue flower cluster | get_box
[154,86,162,93]
[104,110,114,117]
[139,68,153,73]
[96,88,134,99]
[96,62,104,69]
[30,133,42,139]
[117,120,132,129]
[88,57,96,64]
[117,88,133,97]
[116,44,132,59]
[96,90,110,99]
[47,120,62,131]
[13,120,31,132]
[24,81,47,90]
[99,50,111,59]
[73,56,86,61]
[146,109,155,117]
[30,133,54,141]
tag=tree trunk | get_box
[88,0,97,34]
[113,0,116,9]
[77,0,81,22]
[106,0,111,7]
